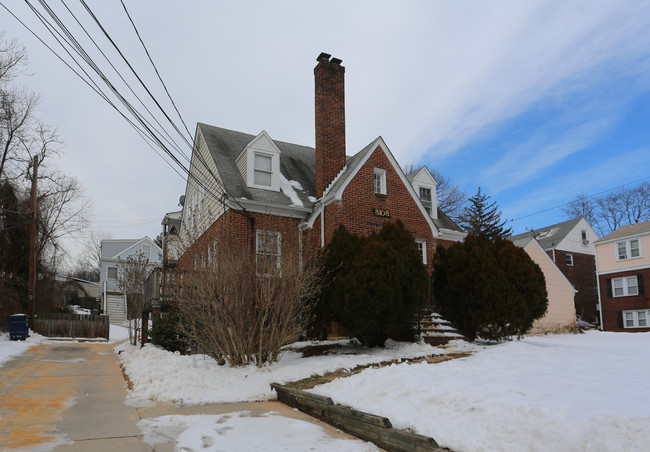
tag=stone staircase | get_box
[415,308,465,346]
[105,293,127,324]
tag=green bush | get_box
[433,234,547,340]
[150,308,189,353]
[317,221,429,347]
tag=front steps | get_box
[415,309,466,346]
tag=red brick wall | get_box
[315,145,439,270]
[599,267,650,332]
[548,250,598,324]
[315,56,346,197]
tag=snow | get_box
[116,339,446,405]
[0,330,48,366]
[138,411,378,451]
[280,174,304,207]
[309,331,650,452]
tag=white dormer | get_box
[409,166,438,219]
[236,130,282,192]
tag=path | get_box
[0,342,367,451]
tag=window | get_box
[416,239,427,265]
[612,276,639,297]
[256,230,281,272]
[419,187,432,215]
[373,169,386,195]
[107,267,117,279]
[565,254,573,266]
[623,310,650,328]
[254,153,273,187]
[617,238,641,260]
[143,243,151,259]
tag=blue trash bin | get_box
[7,314,29,341]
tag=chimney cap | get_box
[330,57,343,65]
[317,52,331,62]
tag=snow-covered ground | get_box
[310,331,650,452]
[138,411,378,451]
[0,324,131,367]
[116,339,448,405]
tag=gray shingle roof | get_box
[198,123,316,208]
[509,218,582,250]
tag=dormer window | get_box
[419,187,432,215]
[254,153,273,187]
[236,131,281,191]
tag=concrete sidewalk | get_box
[0,342,363,451]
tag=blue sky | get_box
[2,1,650,262]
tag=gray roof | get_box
[198,123,316,208]
[196,123,463,235]
[595,220,650,243]
[509,218,582,250]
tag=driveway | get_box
[0,342,364,451]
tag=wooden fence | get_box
[33,313,110,340]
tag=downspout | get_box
[320,201,325,248]
[595,251,604,329]
[552,248,556,262]
[103,280,106,314]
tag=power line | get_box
[511,176,650,222]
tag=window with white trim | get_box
[107,267,117,279]
[374,168,386,195]
[612,276,639,297]
[256,230,281,273]
[416,239,427,265]
[616,238,641,260]
[418,187,432,215]
[623,310,650,328]
[142,244,151,260]
[565,253,573,266]
[254,153,273,187]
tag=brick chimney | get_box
[315,52,346,198]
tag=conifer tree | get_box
[317,222,428,346]
[433,234,547,340]
[458,187,512,239]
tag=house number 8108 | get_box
[373,208,391,218]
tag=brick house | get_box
[175,53,464,299]
[510,218,600,324]
[595,221,650,331]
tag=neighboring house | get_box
[175,53,465,312]
[99,237,162,324]
[510,218,600,324]
[510,236,577,333]
[595,221,650,332]
[61,277,100,312]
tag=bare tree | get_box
[563,182,650,236]
[402,163,467,222]
[118,251,151,345]
[169,228,322,367]
[71,230,111,282]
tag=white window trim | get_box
[248,150,280,191]
[416,239,427,265]
[616,237,642,261]
[256,230,281,274]
[623,310,650,328]
[612,276,639,297]
[374,168,387,195]
[565,253,573,266]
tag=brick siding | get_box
[599,267,650,332]
[548,250,599,324]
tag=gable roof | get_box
[510,236,577,293]
[197,123,316,210]
[595,220,650,244]
[509,218,583,250]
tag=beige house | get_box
[511,236,577,333]
[595,221,650,331]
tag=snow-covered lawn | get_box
[138,411,378,451]
[116,339,448,405]
[309,331,650,452]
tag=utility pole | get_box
[27,155,38,326]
